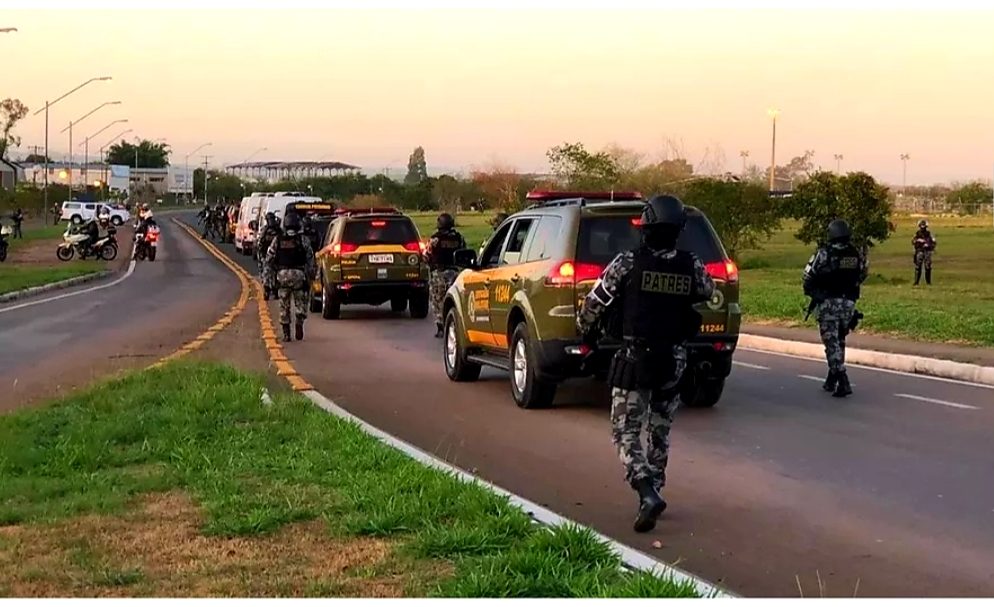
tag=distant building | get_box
[0,158,23,189]
[225,160,360,183]
[18,163,192,195]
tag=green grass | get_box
[7,223,68,251]
[411,211,494,250]
[738,215,994,346]
[0,361,701,598]
[0,262,103,296]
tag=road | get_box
[0,219,238,412]
[198,215,994,597]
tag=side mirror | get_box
[453,248,478,269]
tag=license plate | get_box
[368,254,394,264]
[701,324,726,333]
[377,268,387,279]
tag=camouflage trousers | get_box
[817,298,856,374]
[914,249,933,270]
[276,268,308,325]
[429,267,459,325]
[610,344,688,490]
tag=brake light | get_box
[371,221,386,227]
[333,243,358,255]
[631,217,642,226]
[545,261,603,287]
[403,242,421,252]
[705,260,739,283]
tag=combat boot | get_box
[832,371,853,398]
[913,268,921,285]
[281,323,292,342]
[295,315,305,341]
[434,322,443,338]
[822,370,838,392]
[632,478,667,533]
[925,268,932,285]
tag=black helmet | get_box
[301,214,312,227]
[917,219,928,230]
[827,219,851,243]
[641,194,686,229]
[437,212,454,230]
[282,212,302,232]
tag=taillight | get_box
[371,221,386,227]
[545,261,603,287]
[333,243,358,255]
[403,242,421,252]
[705,259,739,283]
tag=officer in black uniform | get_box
[577,194,715,533]
[424,212,467,337]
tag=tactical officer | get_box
[265,212,317,342]
[256,212,282,300]
[577,194,715,533]
[802,219,868,398]
[301,214,322,253]
[424,212,467,337]
[912,219,936,286]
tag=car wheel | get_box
[509,322,557,409]
[71,215,82,225]
[409,290,429,319]
[390,296,407,313]
[680,377,725,408]
[111,216,123,226]
[321,280,341,320]
[309,289,322,313]
[443,308,481,382]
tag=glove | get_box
[581,330,600,350]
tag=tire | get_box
[56,245,75,261]
[148,247,157,262]
[443,308,482,382]
[71,215,82,225]
[390,296,407,313]
[111,216,123,226]
[321,280,341,320]
[409,291,429,319]
[98,243,118,261]
[309,289,322,313]
[509,322,557,409]
[680,377,725,408]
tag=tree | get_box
[676,177,782,260]
[24,153,51,164]
[945,181,992,216]
[405,146,428,185]
[546,142,620,189]
[0,98,29,160]
[432,174,475,212]
[765,151,816,190]
[105,139,170,169]
[470,163,524,214]
[782,171,895,249]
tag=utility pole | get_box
[767,109,779,192]
[834,154,843,174]
[900,154,910,195]
[740,150,749,177]
[202,155,213,204]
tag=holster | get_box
[608,343,674,391]
[608,349,638,391]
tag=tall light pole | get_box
[60,101,121,197]
[0,27,16,33]
[98,128,132,194]
[900,153,910,195]
[79,119,128,197]
[32,76,112,221]
[834,154,843,174]
[767,109,779,192]
[184,143,212,202]
[739,150,749,177]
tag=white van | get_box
[261,192,323,224]
[233,192,272,255]
[61,201,131,226]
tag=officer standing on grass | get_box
[424,212,467,338]
[912,219,937,286]
[265,212,317,343]
[802,219,868,398]
[576,194,715,533]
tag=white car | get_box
[60,201,131,226]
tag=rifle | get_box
[803,297,822,322]
[847,309,864,333]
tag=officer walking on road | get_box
[802,219,868,398]
[257,212,282,301]
[912,219,936,286]
[301,214,322,252]
[424,212,467,338]
[577,194,715,533]
[265,212,317,342]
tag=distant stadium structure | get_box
[225,160,361,182]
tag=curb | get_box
[0,269,113,304]
[739,334,994,387]
[183,218,737,599]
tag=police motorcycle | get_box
[0,223,11,262]
[56,221,118,262]
[133,219,160,262]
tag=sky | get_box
[3,8,993,185]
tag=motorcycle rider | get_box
[256,212,282,300]
[134,215,159,259]
[79,216,102,257]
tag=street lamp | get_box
[0,27,16,33]
[32,76,112,221]
[60,101,122,197]
[185,143,212,202]
[767,109,779,191]
[739,150,749,177]
[900,153,910,195]
[834,154,843,174]
[97,128,133,194]
[79,119,128,198]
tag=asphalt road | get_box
[200,216,994,597]
[0,219,238,412]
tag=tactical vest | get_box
[621,247,701,345]
[274,235,306,269]
[429,230,462,267]
[819,244,862,299]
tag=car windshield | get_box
[342,218,417,245]
[576,214,726,266]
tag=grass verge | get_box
[738,215,994,347]
[0,361,701,598]
[0,263,103,296]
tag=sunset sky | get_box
[3,8,993,185]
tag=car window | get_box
[523,216,562,263]
[342,217,418,246]
[500,218,535,266]
[480,222,513,269]
[576,214,726,266]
